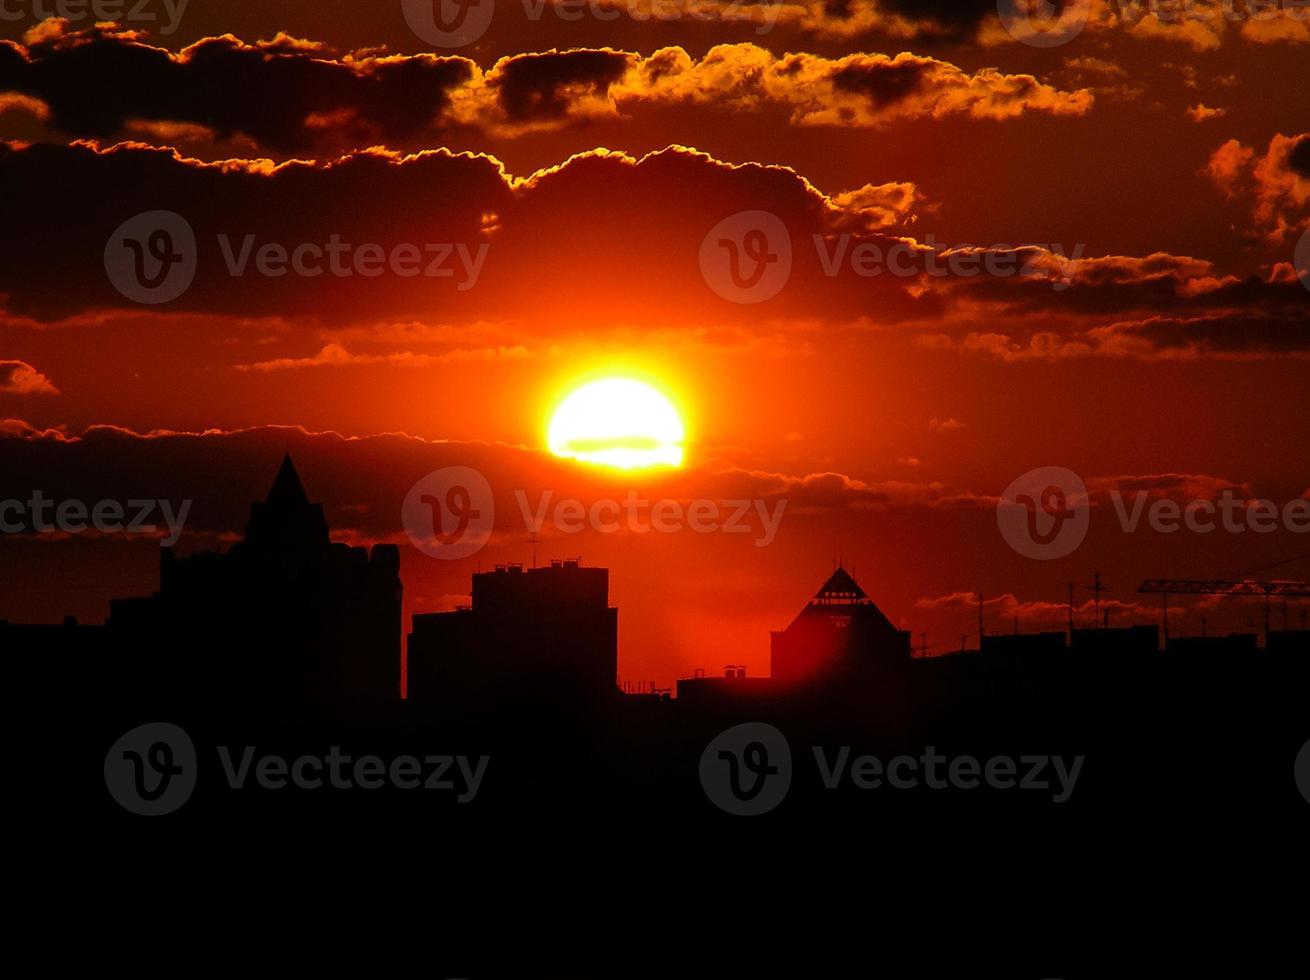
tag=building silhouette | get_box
[769,566,913,686]
[407,558,618,713]
[107,454,402,714]
[1266,629,1310,656]
[1071,625,1159,658]
[675,664,774,706]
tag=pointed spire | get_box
[266,452,310,508]
[242,452,329,551]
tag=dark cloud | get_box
[0,24,473,153]
[919,307,1310,361]
[492,49,632,122]
[0,418,1000,547]
[0,137,1299,348]
[1289,135,1310,179]
[0,139,513,320]
[1095,310,1310,357]
[831,57,927,109]
[944,250,1308,320]
[0,139,936,325]
[875,0,995,34]
[0,27,1093,156]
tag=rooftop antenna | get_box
[529,531,538,569]
[1086,572,1111,627]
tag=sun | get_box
[548,378,685,469]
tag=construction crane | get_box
[1137,578,1310,644]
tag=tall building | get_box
[408,559,618,711]
[109,454,402,712]
[770,566,912,686]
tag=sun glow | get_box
[548,378,685,469]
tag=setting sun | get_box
[547,378,685,469]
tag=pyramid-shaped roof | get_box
[815,566,867,602]
[782,565,899,633]
[265,453,311,509]
[241,452,329,552]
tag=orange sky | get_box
[2,3,1308,686]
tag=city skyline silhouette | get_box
[5,455,1305,770]
[2,6,1307,966]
